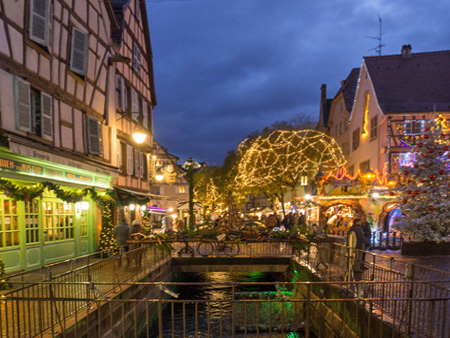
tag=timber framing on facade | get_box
[0,0,157,273]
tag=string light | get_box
[236,129,347,188]
[361,93,369,139]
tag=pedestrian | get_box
[361,215,372,248]
[130,220,143,267]
[265,213,278,231]
[113,219,130,266]
[348,217,368,280]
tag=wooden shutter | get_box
[139,152,144,178]
[87,117,101,155]
[29,0,49,46]
[70,27,88,75]
[14,77,31,132]
[134,149,140,176]
[142,100,148,129]
[133,44,141,74]
[41,93,53,140]
[117,139,122,170]
[131,89,139,120]
[126,145,133,175]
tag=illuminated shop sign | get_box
[0,158,43,175]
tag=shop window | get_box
[69,27,88,76]
[87,117,101,155]
[14,77,53,141]
[178,185,186,194]
[25,199,39,244]
[29,0,51,48]
[43,201,74,242]
[80,208,88,237]
[0,199,19,248]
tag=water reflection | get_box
[145,272,307,338]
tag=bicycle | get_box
[197,235,240,257]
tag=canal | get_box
[146,271,314,338]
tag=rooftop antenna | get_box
[366,15,385,56]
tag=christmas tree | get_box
[98,203,117,253]
[396,115,450,241]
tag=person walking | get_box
[114,219,130,266]
[130,220,144,267]
[361,215,372,249]
[347,217,368,280]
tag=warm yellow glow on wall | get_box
[361,92,370,139]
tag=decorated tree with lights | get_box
[235,129,346,214]
[395,115,450,241]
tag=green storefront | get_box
[0,147,112,273]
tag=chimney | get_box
[401,44,412,58]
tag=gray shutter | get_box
[139,152,144,178]
[41,93,53,140]
[135,0,140,19]
[14,77,31,132]
[122,81,128,112]
[117,139,122,170]
[142,100,148,129]
[87,117,101,155]
[134,149,140,176]
[126,145,134,175]
[70,28,88,75]
[29,0,49,46]
[133,44,141,74]
[131,89,139,120]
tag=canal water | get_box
[146,271,313,338]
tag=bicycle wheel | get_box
[197,242,214,257]
[223,242,240,257]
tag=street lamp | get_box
[132,125,147,144]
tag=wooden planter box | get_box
[401,241,450,256]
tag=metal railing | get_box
[1,280,449,338]
[2,239,450,337]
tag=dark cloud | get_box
[147,0,450,165]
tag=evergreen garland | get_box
[0,258,12,290]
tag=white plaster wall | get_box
[2,0,24,29]
[0,19,10,56]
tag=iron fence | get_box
[1,280,449,338]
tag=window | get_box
[339,120,344,135]
[359,160,370,174]
[43,201,74,242]
[139,152,146,179]
[134,149,140,177]
[133,43,141,74]
[29,0,51,47]
[117,139,123,171]
[69,27,88,76]
[87,117,101,155]
[370,115,378,140]
[25,199,39,244]
[14,77,53,140]
[352,128,360,151]
[300,176,308,186]
[342,142,349,156]
[177,186,186,194]
[80,207,88,238]
[116,74,128,112]
[404,120,424,135]
[0,199,19,248]
[348,165,354,177]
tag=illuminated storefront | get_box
[0,147,112,273]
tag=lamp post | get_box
[181,157,202,231]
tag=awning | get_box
[115,187,180,201]
[146,206,167,215]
